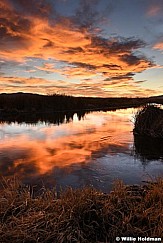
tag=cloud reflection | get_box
[0,110,132,183]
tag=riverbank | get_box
[0,177,162,242]
[1,92,162,125]
[0,92,160,114]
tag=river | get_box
[0,107,163,192]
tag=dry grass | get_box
[0,177,163,242]
[133,105,163,138]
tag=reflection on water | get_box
[0,108,163,192]
[0,110,87,125]
[134,135,163,162]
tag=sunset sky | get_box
[0,0,163,97]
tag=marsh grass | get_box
[0,177,162,242]
[134,105,163,138]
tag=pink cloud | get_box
[153,42,163,52]
[146,5,162,17]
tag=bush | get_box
[133,105,163,138]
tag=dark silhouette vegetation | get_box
[134,135,163,162]
[0,93,162,124]
[0,92,159,114]
[134,105,163,138]
[0,177,162,242]
[0,109,88,125]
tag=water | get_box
[0,107,163,193]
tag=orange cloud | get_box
[0,0,158,97]
[153,42,163,52]
[35,63,62,74]
[0,76,51,85]
[0,75,159,97]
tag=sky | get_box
[0,0,163,97]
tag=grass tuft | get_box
[133,105,163,138]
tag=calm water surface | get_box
[0,108,163,192]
